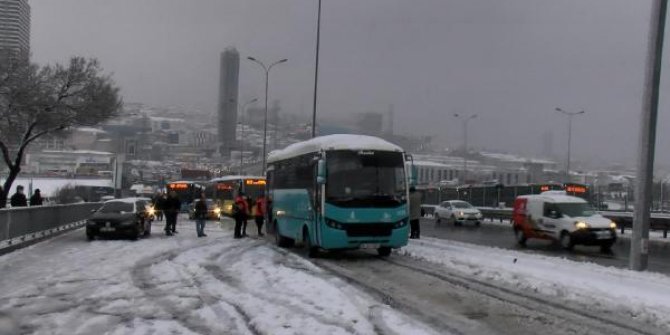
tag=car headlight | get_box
[325,219,345,230]
[609,221,617,230]
[147,207,156,216]
[476,212,483,218]
[575,221,589,230]
[214,207,221,214]
[459,211,464,216]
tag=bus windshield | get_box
[326,150,406,207]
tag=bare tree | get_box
[0,53,122,206]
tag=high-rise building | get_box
[0,0,30,54]
[217,48,240,156]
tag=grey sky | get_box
[30,0,669,168]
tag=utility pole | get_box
[453,113,477,184]
[555,108,584,183]
[311,0,322,138]
[631,0,667,271]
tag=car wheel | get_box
[86,231,95,241]
[435,213,441,226]
[377,247,392,257]
[475,220,481,227]
[514,228,527,246]
[451,215,460,226]
[143,220,152,237]
[600,241,614,253]
[303,227,319,258]
[560,231,574,250]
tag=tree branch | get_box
[0,140,13,169]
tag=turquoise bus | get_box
[266,134,412,257]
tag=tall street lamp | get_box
[247,57,288,173]
[312,0,323,138]
[453,113,477,184]
[555,107,584,183]
[238,98,258,175]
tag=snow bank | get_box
[0,178,112,197]
[399,238,670,331]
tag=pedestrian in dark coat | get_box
[29,189,44,206]
[194,192,208,238]
[153,192,165,221]
[163,191,181,235]
[0,186,6,209]
[409,186,422,239]
[10,186,27,207]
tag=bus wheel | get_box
[377,247,392,257]
[303,227,319,258]
[275,224,294,248]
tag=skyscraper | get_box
[0,0,30,54]
[217,48,240,156]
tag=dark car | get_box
[188,199,221,220]
[86,198,153,240]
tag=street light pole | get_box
[453,113,477,184]
[631,0,667,271]
[247,57,287,174]
[238,98,258,175]
[312,0,322,138]
[555,107,584,183]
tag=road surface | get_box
[421,217,670,274]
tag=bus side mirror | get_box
[409,165,417,187]
[317,159,326,185]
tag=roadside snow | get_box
[399,238,670,331]
[0,218,440,335]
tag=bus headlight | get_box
[575,221,589,230]
[609,221,617,230]
[393,219,408,228]
[325,219,344,230]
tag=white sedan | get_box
[434,200,483,226]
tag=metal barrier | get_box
[0,203,102,249]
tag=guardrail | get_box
[475,207,670,238]
[0,203,102,250]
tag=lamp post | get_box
[238,98,258,175]
[453,113,477,184]
[312,0,322,138]
[555,107,584,183]
[247,57,288,173]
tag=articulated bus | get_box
[266,134,411,257]
[166,181,206,212]
[208,175,266,216]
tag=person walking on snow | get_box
[409,186,422,239]
[194,192,208,237]
[233,191,249,238]
[163,191,181,236]
[254,193,267,237]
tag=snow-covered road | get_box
[0,219,439,335]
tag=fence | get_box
[0,203,102,249]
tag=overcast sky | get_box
[30,0,669,169]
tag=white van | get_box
[512,191,617,251]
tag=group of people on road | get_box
[0,185,44,209]
[150,190,270,239]
[151,191,181,236]
[232,192,268,239]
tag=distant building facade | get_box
[0,0,30,54]
[217,48,240,156]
